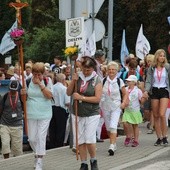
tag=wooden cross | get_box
[9,0,29,135]
[9,0,29,27]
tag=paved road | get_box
[0,123,169,170]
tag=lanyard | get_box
[128,87,134,95]
[9,92,18,111]
[156,68,163,82]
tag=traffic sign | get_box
[85,18,105,42]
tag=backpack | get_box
[26,77,49,88]
[122,71,140,80]
[103,77,123,102]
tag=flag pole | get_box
[9,0,29,135]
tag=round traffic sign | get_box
[84,18,105,42]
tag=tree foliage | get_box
[0,0,170,65]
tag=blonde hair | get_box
[146,54,154,63]
[107,61,119,71]
[153,49,167,67]
[32,62,45,74]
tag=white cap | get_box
[125,75,138,83]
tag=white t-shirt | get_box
[125,86,142,111]
[100,76,124,111]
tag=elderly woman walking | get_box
[100,61,128,156]
[26,62,53,170]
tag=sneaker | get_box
[108,144,116,156]
[90,160,98,170]
[131,140,139,147]
[79,163,88,170]
[162,137,168,146]
[124,137,131,147]
[147,129,154,134]
[154,138,162,146]
[35,158,43,170]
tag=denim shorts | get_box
[150,87,169,99]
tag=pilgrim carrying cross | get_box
[9,0,29,134]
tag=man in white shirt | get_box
[49,73,70,148]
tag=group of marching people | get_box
[0,48,170,170]
[69,48,170,170]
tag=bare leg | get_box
[87,143,96,158]
[79,143,87,161]
[132,124,139,142]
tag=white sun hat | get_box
[125,75,138,83]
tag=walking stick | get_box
[72,56,79,160]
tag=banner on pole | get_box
[66,17,84,47]
[120,29,129,66]
[135,24,151,60]
[0,20,17,55]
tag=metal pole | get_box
[71,0,75,18]
[107,0,113,61]
[92,0,95,31]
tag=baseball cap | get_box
[125,75,138,83]
[94,50,104,58]
[9,80,19,91]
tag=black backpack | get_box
[26,77,49,88]
[103,77,123,102]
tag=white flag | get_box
[0,20,17,55]
[167,16,170,25]
[135,24,151,60]
[85,31,96,57]
[120,29,129,66]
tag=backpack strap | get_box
[1,93,8,114]
[117,78,123,102]
[103,77,107,86]
[26,78,31,88]
[123,71,128,80]
[136,71,140,80]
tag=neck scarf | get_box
[79,71,96,93]
[107,76,117,95]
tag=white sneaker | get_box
[35,158,43,170]
[108,144,116,156]
[114,143,117,151]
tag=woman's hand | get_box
[73,92,82,100]
[20,88,27,95]
[72,73,79,81]
[32,77,41,85]
[143,91,149,99]
[120,102,126,109]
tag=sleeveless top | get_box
[73,75,101,117]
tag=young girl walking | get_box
[122,75,145,147]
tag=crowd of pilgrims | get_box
[0,49,169,170]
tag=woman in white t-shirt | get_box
[100,61,128,156]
